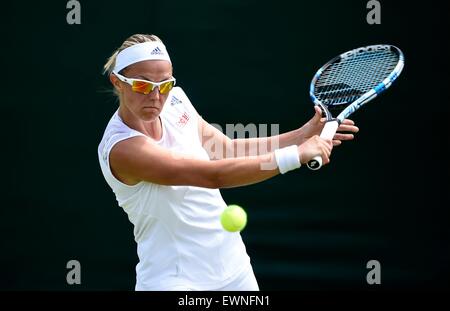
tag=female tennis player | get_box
[98,34,359,291]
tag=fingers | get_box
[335,119,358,144]
[314,105,322,116]
[321,146,330,164]
[323,138,333,150]
[341,119,355,125]
[337,124,359,133]
[299,135,333,165]
[333,133,354,141]
[313,135,332,151]
[313,106,324,123]
[320,138,332,164]
[332,140,342,146]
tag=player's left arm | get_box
[197,107,358,160]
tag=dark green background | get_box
[1,0,448,290]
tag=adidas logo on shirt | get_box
[151,47,164,55]
[170,96,182,106]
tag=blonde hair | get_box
[103,34,164,75]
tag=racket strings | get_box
[315,50,399,105]
[322,52,397,86]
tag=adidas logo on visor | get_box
[151,47,164,55]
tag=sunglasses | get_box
[113,72,176,95]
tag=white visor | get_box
[113,41,171,73]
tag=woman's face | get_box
[111,60,173,121]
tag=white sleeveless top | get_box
[97,87,251,290]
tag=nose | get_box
[148,87,160,100]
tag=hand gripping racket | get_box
[307,44,405,170]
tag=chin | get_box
[140,111,159,122]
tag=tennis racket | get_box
[307,44,405,170]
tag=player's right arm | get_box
[109,135,332,188]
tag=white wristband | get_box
[274,145,301,174]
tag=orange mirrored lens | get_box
[132,81,153,94]
[131,80,174,95]
[159,81,174,94]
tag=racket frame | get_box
[307,44,405,170]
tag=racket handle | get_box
[307,120,339,170]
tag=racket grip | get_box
[307,120,339,170]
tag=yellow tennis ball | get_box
[221,204,247,232]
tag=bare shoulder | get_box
[108,135,188,186]
[110,135,150,159]
[109,135,153,185]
